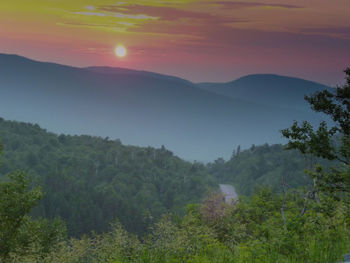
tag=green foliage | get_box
[0,171,42,261]
[0,118,215,237]
[40,220,140,263]
[17,188,349,263]
[208,143,333,195]
[0,144,66,262]
[281,68,350,194]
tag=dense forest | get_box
[2,154,350,262]
[0,119,215,236]
[208,144,334,196]
[0,118,332,238]
[1,69,349,262]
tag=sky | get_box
[1,0,349,85]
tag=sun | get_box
[115,45,127,58]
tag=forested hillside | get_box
[0,117,215,237]
[0,116,337,238]
[208,144,334,195]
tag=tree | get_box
[281,68,350,196]
[0,143,65,262]
[0,171,42,261]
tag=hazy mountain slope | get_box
[198,74,333,111]
[86,66,194,87]
[0,54,327,160]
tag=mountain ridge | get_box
[198,74,332,112]
[199,73,330,87]
[0,53,331,161]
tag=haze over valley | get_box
[0,53,332,161]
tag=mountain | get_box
[0,54,329,161]
[198,74,332,112]
[86,66,194,87]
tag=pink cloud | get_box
[213,1,302,9]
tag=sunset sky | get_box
[1,0,349,85]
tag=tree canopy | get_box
[0,143,65,262]
[0,119,215,237]
[282,68,350,195]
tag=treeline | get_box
[0,118,215,237]
[208,143,334,196]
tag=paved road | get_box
[219,184,238,204]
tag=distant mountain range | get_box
[198,74,331,112]
[0,53,332,161]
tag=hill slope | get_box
[0,54,329,160]
[0,118,215,236]
[208,144,335,196]
[198,74,332,112]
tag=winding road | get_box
[219,184,238,204]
